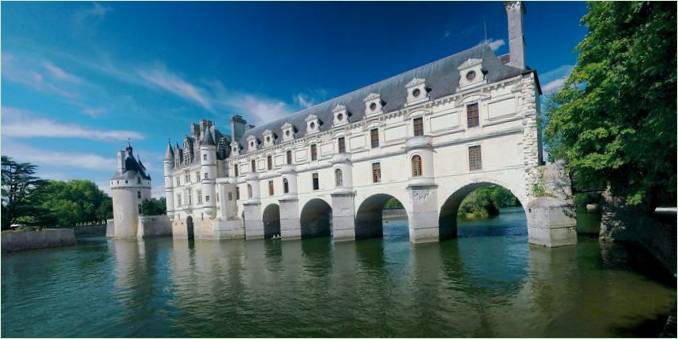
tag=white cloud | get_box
[42,62,83,84]
[477,39,505,51]
[294,93,315,108]
[226,94,292,123]
[541,65,574,95]
[82,107,106,117]
[138,64,212,110]
[2,53,77,99]
[3,142,115,171]
[2,107,144,141]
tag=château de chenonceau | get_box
[109,2,576,247]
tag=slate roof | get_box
[111,145,152,180]
[239,43,531,146]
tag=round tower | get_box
[164,141,175,218]
[200,128,217,218]
[110,143,152,239]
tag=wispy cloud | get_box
[3,107,144,141]
[138,64,212,110]
[226,94,292,123]
[293,89,327,109]
[477,38,505,51]
[2,53,78,99]
[3,141,115,171]
[541,65,574,95]
[42,61,83,84]
[74,2,112,23]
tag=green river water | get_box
[1,208,675,337]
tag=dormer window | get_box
[458,58,486,90]
[406,78,428,106]
[332,104,349,126]
[247,135,258,152]
[262,129,275,147]
[364,93,383,116]
[305,114,320,134]
[281,122,295,141]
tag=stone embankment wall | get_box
[600,193,676,276]
[2,229,76,253]
[73,224,107,237]
[137,215,172,238]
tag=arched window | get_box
[411,155,423,177]
[335,168,343,187]
[283,178,289,194]
[247,184,253,199]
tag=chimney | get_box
[230,115,247,142]
[116,150,125,174]
[504,1,526,69]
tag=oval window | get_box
[309,122,316,129]
[466,70,476,81]
[412,88,421,98]
[369,102,377,111]
[337,113,343,121]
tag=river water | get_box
[2,208,675,337]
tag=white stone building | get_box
[165,2,577,246]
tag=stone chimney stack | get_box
[504,1,526,69]
[230,115,247,142]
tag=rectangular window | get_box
[372,162,381,183]
[176,177,180,186]
[268,180,274,196]
[338,137,346,154]
[197,190,202,204]
[469,145,482,171]
[206,195,210,202]
[195,172,200,182]
[137,191,141,199]
[251,159,256,173]
[267,156,272,170]
[467,103,479,128]
[235,187,240,200]
[228,192,233,201]
[370,129,379,148]
[312,173,319,190]
[204,172,208,179]
[185,173,190,183]
[203,154,207,161]
[286,150,292,165]
[176,194,182,206]
[311,144,318,161]
[413,117,424,136]
[234,164,239,177]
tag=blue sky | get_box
[1,1,587,197]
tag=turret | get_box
[164,141,175,217]
[109,143,152,239]
[200,128,217,218]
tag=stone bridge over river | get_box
[165,2,577,247]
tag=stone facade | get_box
[164,1,576,247]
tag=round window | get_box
[369,102,377,111]
[412,88,421,98]
[310,122,315,129]
[337,113,343,121]
[285,130,290,136]
[466,70,476,81]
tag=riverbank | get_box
[1,228,76,253]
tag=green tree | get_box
[34,180,111,227]
[459,185,520,219]
[545,2,676,210]
[140,197,166,216]
[1,156,47,229]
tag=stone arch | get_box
[355,193,408,240]
[438,179,526,240]
[186,215,194,240]
[300,198,332,239]
[262,203,281,239]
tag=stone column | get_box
[243,201,264,240]
[331,190,356,241]
[407,184,439,243]
[279,197,300,240]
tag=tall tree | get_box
[545,2,676,210]
[1,156,47,229]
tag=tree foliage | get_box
[1,156,48,229]
[140,197,166,216]
[545,2,676,209]
[459,185,520,219]
[1,156,113,229]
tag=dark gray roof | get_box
[111,145,151,181]
[240,44,527,145]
